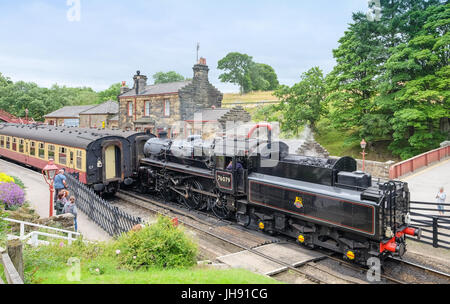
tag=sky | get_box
[0,0,370,92]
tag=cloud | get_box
[0,0,369,92]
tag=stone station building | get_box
[118,58,223,136]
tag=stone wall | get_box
[329,156,395,179]
[178,62,223,122]
[217,106,252,129]
[79,114,115,129]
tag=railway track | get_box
[114,190,386,284]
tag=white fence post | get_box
[20,223,25,238]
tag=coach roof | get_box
[0,123,128,149]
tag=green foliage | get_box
[0,74,122,122]
[275,67,326,134]
[218,52,279,94]
[115,216,197,270]
[0,206,9,247]
[322,0,449,160]
[9,176,25,189]
[153,71,186,84]
[96,83,121,103]
[252,104,282,123]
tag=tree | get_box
[97,83,121,102]
[383,3,450,159]
[217,52,254,94]
[325,12,384,139]
[218,52,280,93]
[153,71,185,84]
[275,67,326,135]
[256,63,279,90]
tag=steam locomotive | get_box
[135,124,422,264]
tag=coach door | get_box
[103,143,123,181]
[67,148,76,170]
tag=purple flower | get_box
[0,182,25,208]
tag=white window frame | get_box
[145,101,150,116]
[164,99,170,117]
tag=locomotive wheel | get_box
[181,180,204,210]
[236,213,251,227]
[211,194,233,220]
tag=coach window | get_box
[19,139,24,153]
[76,150,82,169]
[0,136,4,148]
[12,138,17,151]
[30,141,36,156]
[38,143,45,159]
[59,147,67,165]
[6,137,11,149]
[48,145,55,160]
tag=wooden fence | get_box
[0,240,24,284]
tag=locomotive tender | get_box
[137,124,421,264]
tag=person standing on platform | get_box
[63,196,78,232]
[53,169,67,205]
[436,187,447,216]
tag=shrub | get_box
[0,173,15,184]
[10,176,25,189]
[0,206,8,247]
[0,182,25,208]
[115,216,198,270]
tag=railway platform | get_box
[0,158,111,242]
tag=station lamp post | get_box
[360,139,367,172]
[42,159,59,217]
[25,109,28,124]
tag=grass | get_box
[32,265,279,284]
[315,118,400,162]
[222,91,279,106]
[23,220,280,285]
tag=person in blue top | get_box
[53,169,67,206]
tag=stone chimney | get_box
[120,81,131,95]
[133,71,148,95]
[193,57,209,83]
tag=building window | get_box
[145,101,150,116]
[6,137,10,149]
[59,147,67,165]
[0,136,4,148]
[164,99,170,117]
[128,101,133,117]
[76,150,83,169]
[30,141,36,156]
[12,138,17,151]
[48,145,55,160]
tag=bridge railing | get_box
[409,201,450,250]
[65,174,142,236]
[390,145,450,179]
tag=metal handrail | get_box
[4,218,80,246]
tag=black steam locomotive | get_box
[136,124,421,264]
